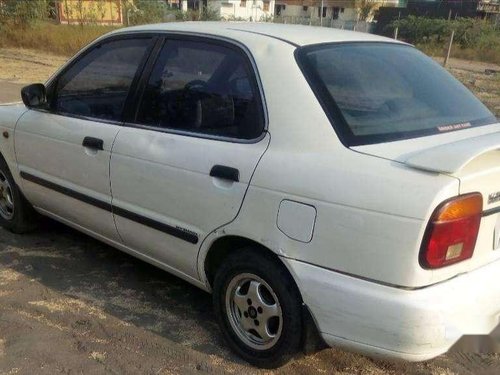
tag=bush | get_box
[124,0,220,25]
[0,0,222,56]
[390,16,500,64]
[0,21,117,56]
[0,0,49,28]
[175,7,221,22]
[125,0,169,25]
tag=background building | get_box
[269,1,400,32]
[170,0,274,20]
[217,1,275,21]
[218,0,275,21]
[172,0,400,23]
[56,0,123,25]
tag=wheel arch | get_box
[0,151,15,177]
[0,129,22,187]
[0,149,25,193]
[203,234,327,355]
[203,235,301,297]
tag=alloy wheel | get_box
[0,171,14,220]
[226,273,283,350]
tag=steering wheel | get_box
[184,79,208,92]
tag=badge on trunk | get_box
[494,215,500,250]
[488,191,500,204]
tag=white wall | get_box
[278,4,359,22]
[339,8,357,21]
[278,4,309,18]
[216,1,275,21]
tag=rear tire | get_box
[213,249,303,368]
[0,157,37,233]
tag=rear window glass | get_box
[296,43,496,146]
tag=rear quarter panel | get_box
[217,150,459,288]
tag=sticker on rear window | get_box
[437,122,472,132]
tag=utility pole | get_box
[320,0,324,26]
[444,30,455,67]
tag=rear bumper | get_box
[284,258,500,361]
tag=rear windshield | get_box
[296,43,496,146]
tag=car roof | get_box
[110,21,400,47]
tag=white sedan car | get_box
[0,23,499,367]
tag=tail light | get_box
[420,193,483,269]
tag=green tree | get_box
[356,0,379,21]
[125,0,168,25]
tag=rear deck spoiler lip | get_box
[398,131,500,174]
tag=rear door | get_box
[110,35,269,279]
[15,36,154,241]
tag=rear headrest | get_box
[195,94,235,129]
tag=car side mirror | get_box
[21,83,47,108]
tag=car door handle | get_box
[210,165,239,182]
[82,136,104,151]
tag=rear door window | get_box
[135,39,265,140]
[296,43,496,146]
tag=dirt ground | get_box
[1,222,498,375]
[0,48,67,86]
[439,58,500,117]
[0,48,499,375]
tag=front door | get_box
[15,36,153,241]
[110,36,269,279]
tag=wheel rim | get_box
[0,171,14,220]
[225,273,283,350]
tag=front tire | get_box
[213,250,303,368]
[0,157,37,233]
